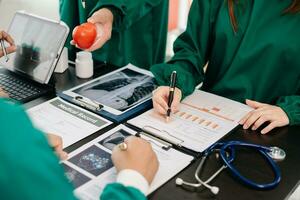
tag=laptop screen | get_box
[0,12,69,84]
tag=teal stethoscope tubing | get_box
[207,141,281,190]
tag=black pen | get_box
[0,39,9,62]
[166,71,177,122]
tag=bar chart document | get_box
[128,90,253,152]
[27,98,112,148]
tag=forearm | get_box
[151,0,213,98]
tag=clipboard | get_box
[58,92,153,123]
[125,122,201,158]
[58,64,157,123]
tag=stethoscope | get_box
[176,141,286,195]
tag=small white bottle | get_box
[75,51,94,79]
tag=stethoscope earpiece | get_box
[175,178,183,185]
[175,178,202,187]
[210,186,219,195]
[176,177,219,194]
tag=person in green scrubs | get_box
[0,100,158,200]
[151,0,300,134]
[0,32,159,200]
[59,0,169,69]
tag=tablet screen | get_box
[0,12,69,84]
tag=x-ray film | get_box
[63,64,157,115]
[99,129,131,151]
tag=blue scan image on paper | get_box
[68,145,113,176]
[61,163,91,188]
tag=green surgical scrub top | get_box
[0,99,145,200]
[151,0,300,125]
[59,0,168,69]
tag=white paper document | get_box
[128,90,252,152]
[61,125,194,200]
[27,98,112,148]
[285,181,300,200]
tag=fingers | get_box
[152,87,169,115]
[152,86,182,115]
[239,112,251,125]
[246,99,266,109]
[240,99,268,127]
[112,136,136,153]
[252,114,273,131]
[0,31,15,46]
[6,45,17,54]
[261,121,279,134]
[0,46,16,58]
[70,40,85,51]
[70,40,76,46]
[171,88,182,112]
[56,150,68,160]
[85,23,109,52]
[0,87,9,98]
[153,101,168,115]
[85,37,106,52]
[242,108,268,129]
[51,134,63,149]
[240,101,289,134]
[47,133,68,160]
[0,31,16,58]
[124,136,148,147]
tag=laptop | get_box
[0,11,69,103]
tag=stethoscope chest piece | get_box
[268,147,286,162]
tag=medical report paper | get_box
[128,90,253,152]
[27,98,112,148]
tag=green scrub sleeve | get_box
[150,0,213,98]
[276,95,300,125]
[59,0,79,51]
[89,0,164,30]
[101,183,146,200]
[0,99,77,200]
